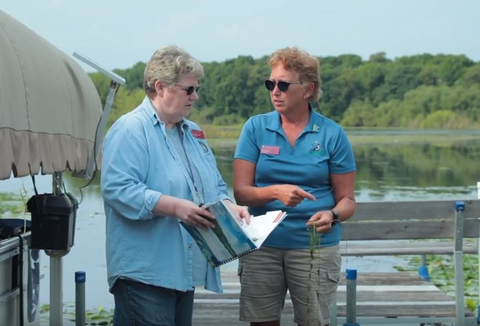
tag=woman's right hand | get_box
[174,199,216,229]
[273,185,316,207]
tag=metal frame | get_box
[71,52,126,180]
[45,54,125,326]
[330,200,476,326]
[0,232,38,325]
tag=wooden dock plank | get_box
[221,271,442,286]
[193,302,475,317]
[192,270,475,323]
[352,200,480,221]
[341,219,480,240]
[195,290,453,302]
[338,239,478,255]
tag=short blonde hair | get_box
[268,47,322,101]
[144,45,204,96]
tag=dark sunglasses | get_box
[175,84,200,95]
[265,79,302,92]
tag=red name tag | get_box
[261,145,280,155]
[273,211,286,223]
[191,129,205,139]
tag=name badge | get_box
[261,145,280,155]
[191,129,205,139]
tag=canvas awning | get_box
[0,9,102,180]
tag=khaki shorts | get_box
[238,245,341,326]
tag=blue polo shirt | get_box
[234,109,356,249]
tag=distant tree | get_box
[356,62,388,92]
[114,61,145,90]
[421,110,472,129]
[395,53,434,66]
[369,52,390,63]
[461,64,480,86]
[88,52,480,129]
[437,55,474,86]
[419,65,440,86]
[383,65,421,100]
[321,68,363,121]
[341,100,375,127]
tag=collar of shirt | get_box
[265,103,323,135]
[143,96,190,134]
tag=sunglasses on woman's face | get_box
[264,80,302,92]
[175,84,201,95]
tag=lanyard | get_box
[176,124,202,202]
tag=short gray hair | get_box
[144,45,204,96]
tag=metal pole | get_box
[343,269,360,326]
[50,256,63,326]
[47,172,68,326]
[75,271,86,326]
[454,201,465,326]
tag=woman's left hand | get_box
[223,200,251,225]
[307,210,334,233]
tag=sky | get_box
[2,0,480,73]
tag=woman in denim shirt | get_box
[101,45,249,326]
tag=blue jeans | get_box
[112,278,195,326]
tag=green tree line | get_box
[89,52,480,129]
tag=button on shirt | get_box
[101,97,229,293]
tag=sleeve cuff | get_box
[139,189,162,220]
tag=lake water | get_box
[1,134,480,313]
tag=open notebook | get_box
[180,200,287,268]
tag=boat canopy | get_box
[0,9,102,180]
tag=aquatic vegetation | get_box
[395,254,479,311]
[0,192,26,216]
[40,304,114,325]
[306,225,321,322]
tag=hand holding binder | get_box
[181,200,287,267]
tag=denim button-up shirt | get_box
[101,97,229,293]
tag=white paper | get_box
[238,210,287,247]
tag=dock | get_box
[193,270,476,326]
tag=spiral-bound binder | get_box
[180,200,287,268]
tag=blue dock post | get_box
[75,271,86,326]
[454,201,466,326]
[418,255,430,282]
[343,269,360,326]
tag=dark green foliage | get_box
[88,53,480,129]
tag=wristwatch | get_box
[330,209,340,225]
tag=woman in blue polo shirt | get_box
[233,47,357,326]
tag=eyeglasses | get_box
[175,84,200,95]
[265,80,302,92]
